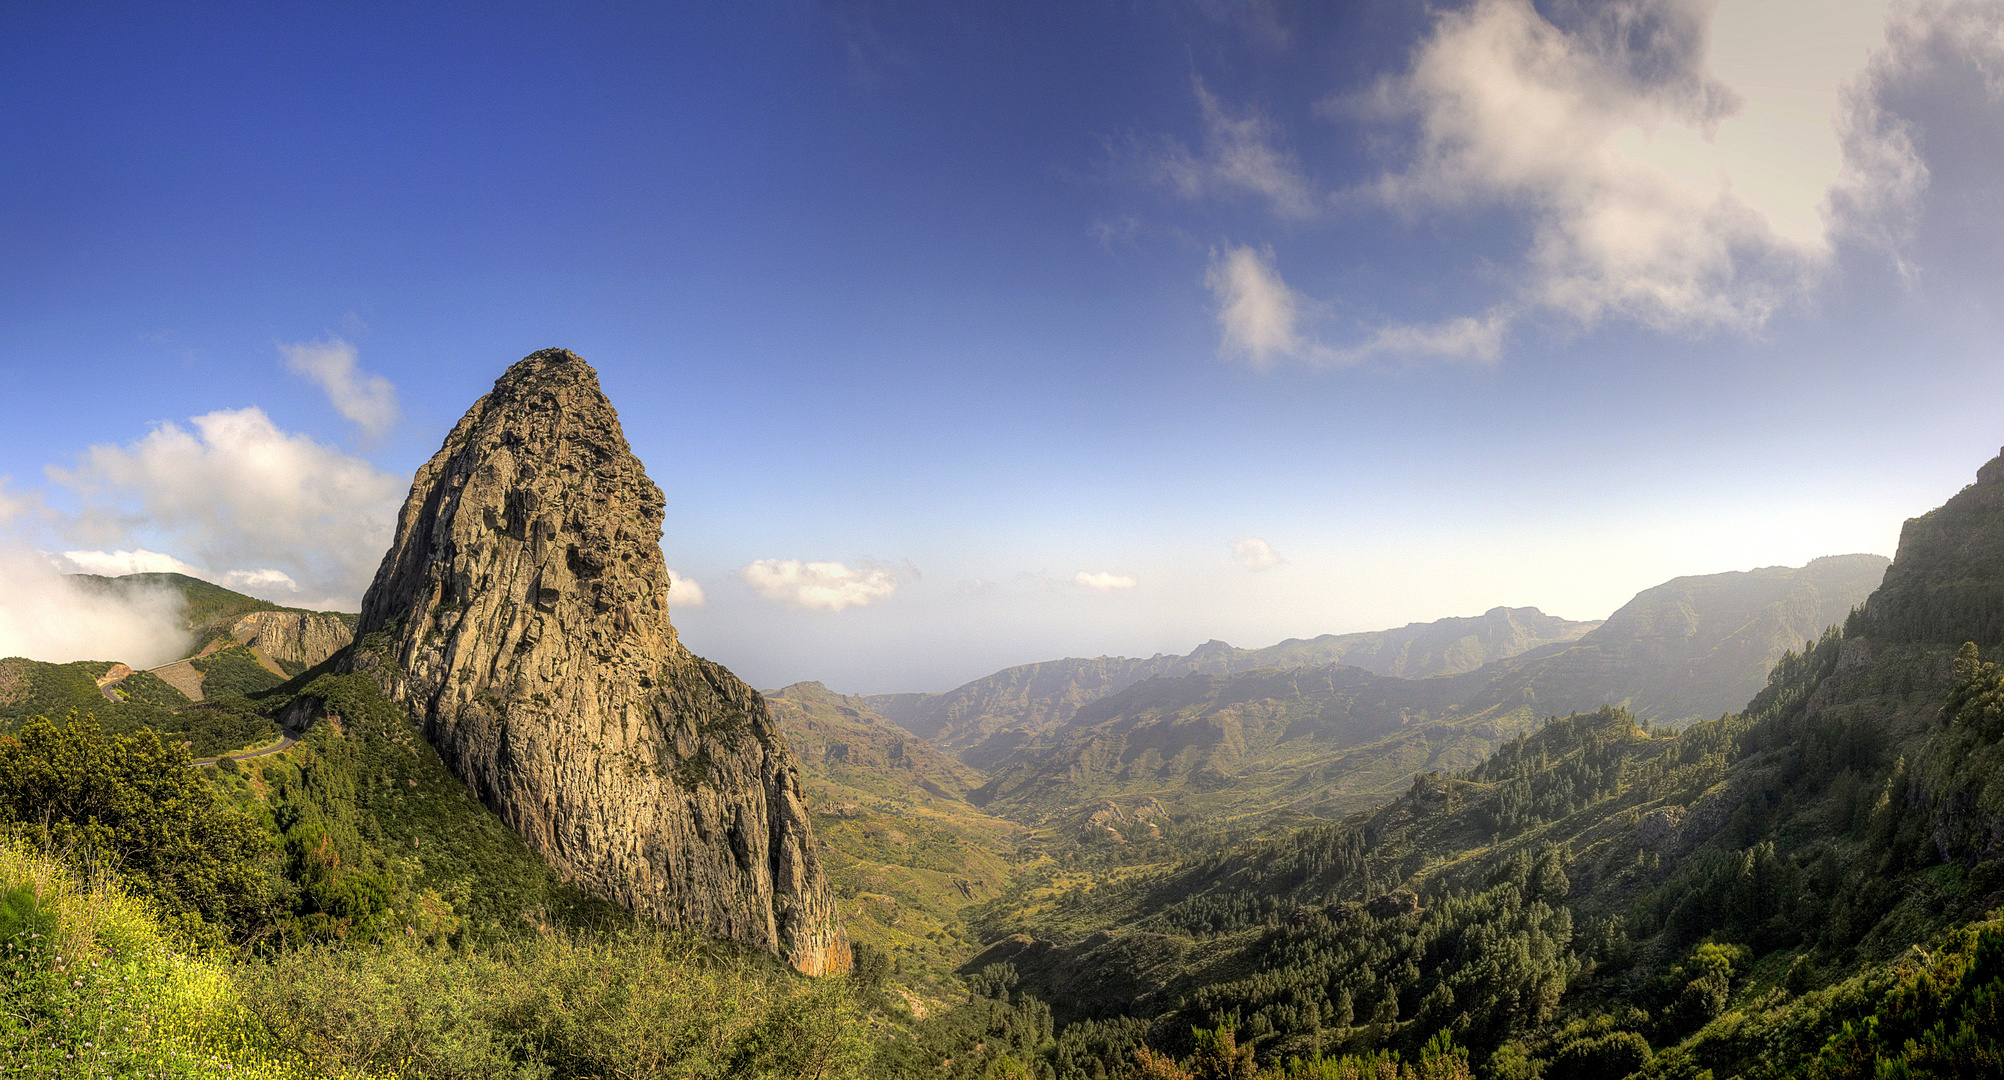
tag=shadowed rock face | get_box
[348,348,848,975]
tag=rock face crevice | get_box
[347,348,848,974]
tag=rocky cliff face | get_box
[229,611,353,669]
[346,348,848,975]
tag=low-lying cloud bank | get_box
[0,546,187,668]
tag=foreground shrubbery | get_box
[238,929,874,1079]
[0,837,327,1079]
[0,836,877,1079]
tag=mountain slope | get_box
[865,607,1596,769]
[767,681,1022,997]
[1453,552,1890,729]
[956,455,2001,1078]
[969,556,1887,833]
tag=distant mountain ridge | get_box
[911,555,1889,830]
[1452,552,1891,729]
[864,605,1597,769]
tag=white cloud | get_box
[0,546,189,669]
[1074,570,1139,591]
[742,559,903,611]
[48,407,405,609]
[667,568,708,608]
[1356,0,1909,344]
[222,568,300,592]
[1156,79,1321,219]
[51,548,209,578]
[1207,245,1324,367]
[1230,535,1287,571]
[280,337,400,439]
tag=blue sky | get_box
[3,1,2002,691]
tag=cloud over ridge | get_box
[49,406,405,608]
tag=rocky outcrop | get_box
[1854,447,2004,649]
[346,348,848,975]
[229,611,353,669]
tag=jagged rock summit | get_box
[347,348,848,974]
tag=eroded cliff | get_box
[229,610,354,669]
[346,348,848,974]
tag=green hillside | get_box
[940,460,2004,1077]
[766,681,1025,1003]
[0,655,274,757]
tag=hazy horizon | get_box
[4,1,2000,692]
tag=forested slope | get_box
[946,455,2004,1078]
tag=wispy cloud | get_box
[0,478,39,526]
[48,406,405,608]
[1189,0,1290,51]
[1074,570,1139,591]
[280,337,399,439]
[742,558,905,611]
[1229,535,1287,571]
[1153,79,1321,220]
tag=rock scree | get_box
[344,348,849,975]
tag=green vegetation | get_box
[0,713,275,945]
[192,643,288,697]
[0,833,879,1079]
[0,479,1989,1078]
[769,681,1025,1004]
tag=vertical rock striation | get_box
[229,611,354,669]
[347,348,848,974]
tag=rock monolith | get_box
[347,348,848,974]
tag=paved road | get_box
[194,733,298,767]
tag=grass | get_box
[0,836,356,1079]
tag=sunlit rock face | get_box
[348,348,848,975]
[229,611,352,669]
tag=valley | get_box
[4,352,1999,1080]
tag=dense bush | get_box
[0,713,277,944]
